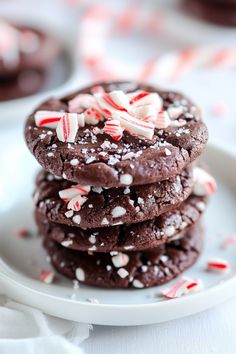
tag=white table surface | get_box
[82,297,236,354]
[1,0,236,353]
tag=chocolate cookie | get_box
[0,69,46,101]
[0,22,60,79]
[44,223,203,288]
[182,0,236,27]
[36,193,207,252]
[34,166,193,230]
[25,81,208,187]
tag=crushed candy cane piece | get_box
[56,113,78,143]
[67,194,88,211]
[155,111,171,129]
[15,228,32,238]
[59,184,90,211]
[68,93,96,113]
[128,90,162,112]
[105,90,130,111]
[39,271,55,284]
[168,106,185,120]
[132,104,156,119]
[91,85,105,94]
[193,167,217,196]
[162,276,202,299]
[103,119,124,141]
[59,185,90,201]
[95,92,155,139]
[112,252,129,268]
[84,108,103,125]
[207,258,230,273]
[35,110,65,128]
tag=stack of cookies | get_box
[24,81,216,289]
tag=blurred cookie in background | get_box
[181,0,236,27]
[0,20,72,101]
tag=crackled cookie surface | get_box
[34,167,193,229]
[43,223,203,288]
[25,81,208,187]
[36,193,207,253]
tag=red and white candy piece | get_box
[105,90,130,111]
[103,119,124,141]
[207,258,230,273]
[193,167,217,196]
[15,228,31,238]
[68,94,97,113]
[162,276,202,299]
[91,85,105,94]
[59,184,90,211]
[168,106,185,120]
[59,185,90,201]
[35,110,85,129]
[39,271,55,284]
[56,113,79,143]
[95,92,155,139]
[154,111,171,129]
[35,110,64,128]
[67,194,88,211]
[131,104,156,120]
[112,252,130,268]
[84,108,104,125]
[128,90,163,112]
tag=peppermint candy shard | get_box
[193,167,217,196]
[103,119,124,141]
[168,106,185,120]
[91,85,105,94]
[112,252,130,268]
[131,104,156,120]
[35,110,64,128]
[105,90,130,111]
[67,194,88,211]
[68,93,96,113]
[207,258,230,273]
[155,111,171,129]
[161,277,202,299]
[84,108,104,125]
[56,113,78,143]
[59,185,90,201]
[39,271,55,284]
[59,185,91,211]
[95,92,155,139]
[128,90,163,112]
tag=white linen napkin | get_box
[0,295,90,354]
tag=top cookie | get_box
[25,81,208,187]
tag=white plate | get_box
[0,139,236,326]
